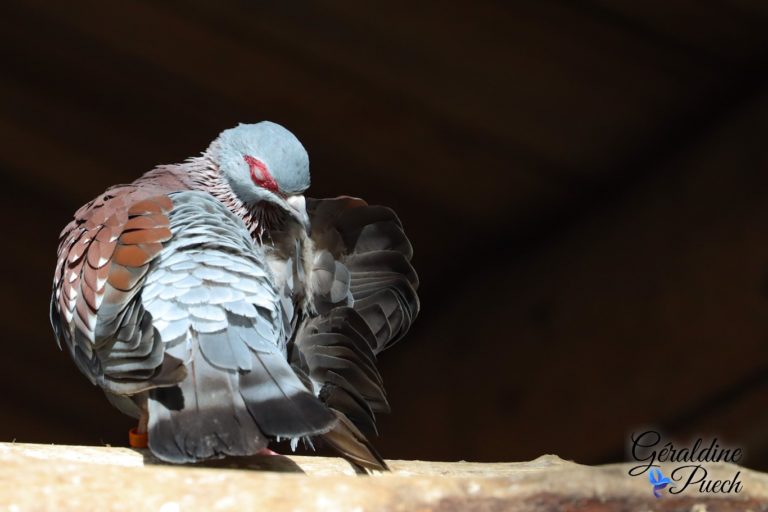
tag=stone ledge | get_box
[0,442,766,511]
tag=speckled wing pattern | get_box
[51,186,176,393]
[51,189,336,462]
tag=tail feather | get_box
[148,341,337,463]
[321,409,389,472]
[239,351,337,437]
[148,350,266,463]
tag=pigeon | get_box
[50,122,419,471]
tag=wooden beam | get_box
[0,442,766,511]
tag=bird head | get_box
[208,121,310,229]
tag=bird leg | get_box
[136,408,149,435]
[128,400,149,449]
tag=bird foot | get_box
[256,447,279,456]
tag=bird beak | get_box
[285,194,310,230]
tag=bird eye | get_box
[243,155,279,194]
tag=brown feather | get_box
[120,227,173,245]
[124,213,169,231]
[96,225,119,243]
[67,232,89,265]
[87,238,117,269]
[107,264,148,291]
[88,207,109,226]
[105,213,123,229]
[82,261,111,293]
[112,243,160,267]
[81,280,98,312]
[127,196,173,216]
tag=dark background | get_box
[2,0,768,469]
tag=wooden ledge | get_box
[1,442,767,511]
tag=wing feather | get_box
[142,191,335,461]
[51,188,337,462]
[288,197,420,470]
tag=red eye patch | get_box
[243,155,279,194]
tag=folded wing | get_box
[51,189,336,462]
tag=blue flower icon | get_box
[648,468,671,498]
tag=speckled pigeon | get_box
[50,122,419,471]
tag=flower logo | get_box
[648,467,671,498]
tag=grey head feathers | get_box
[207,121,311,228]
[209,122,310,195]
